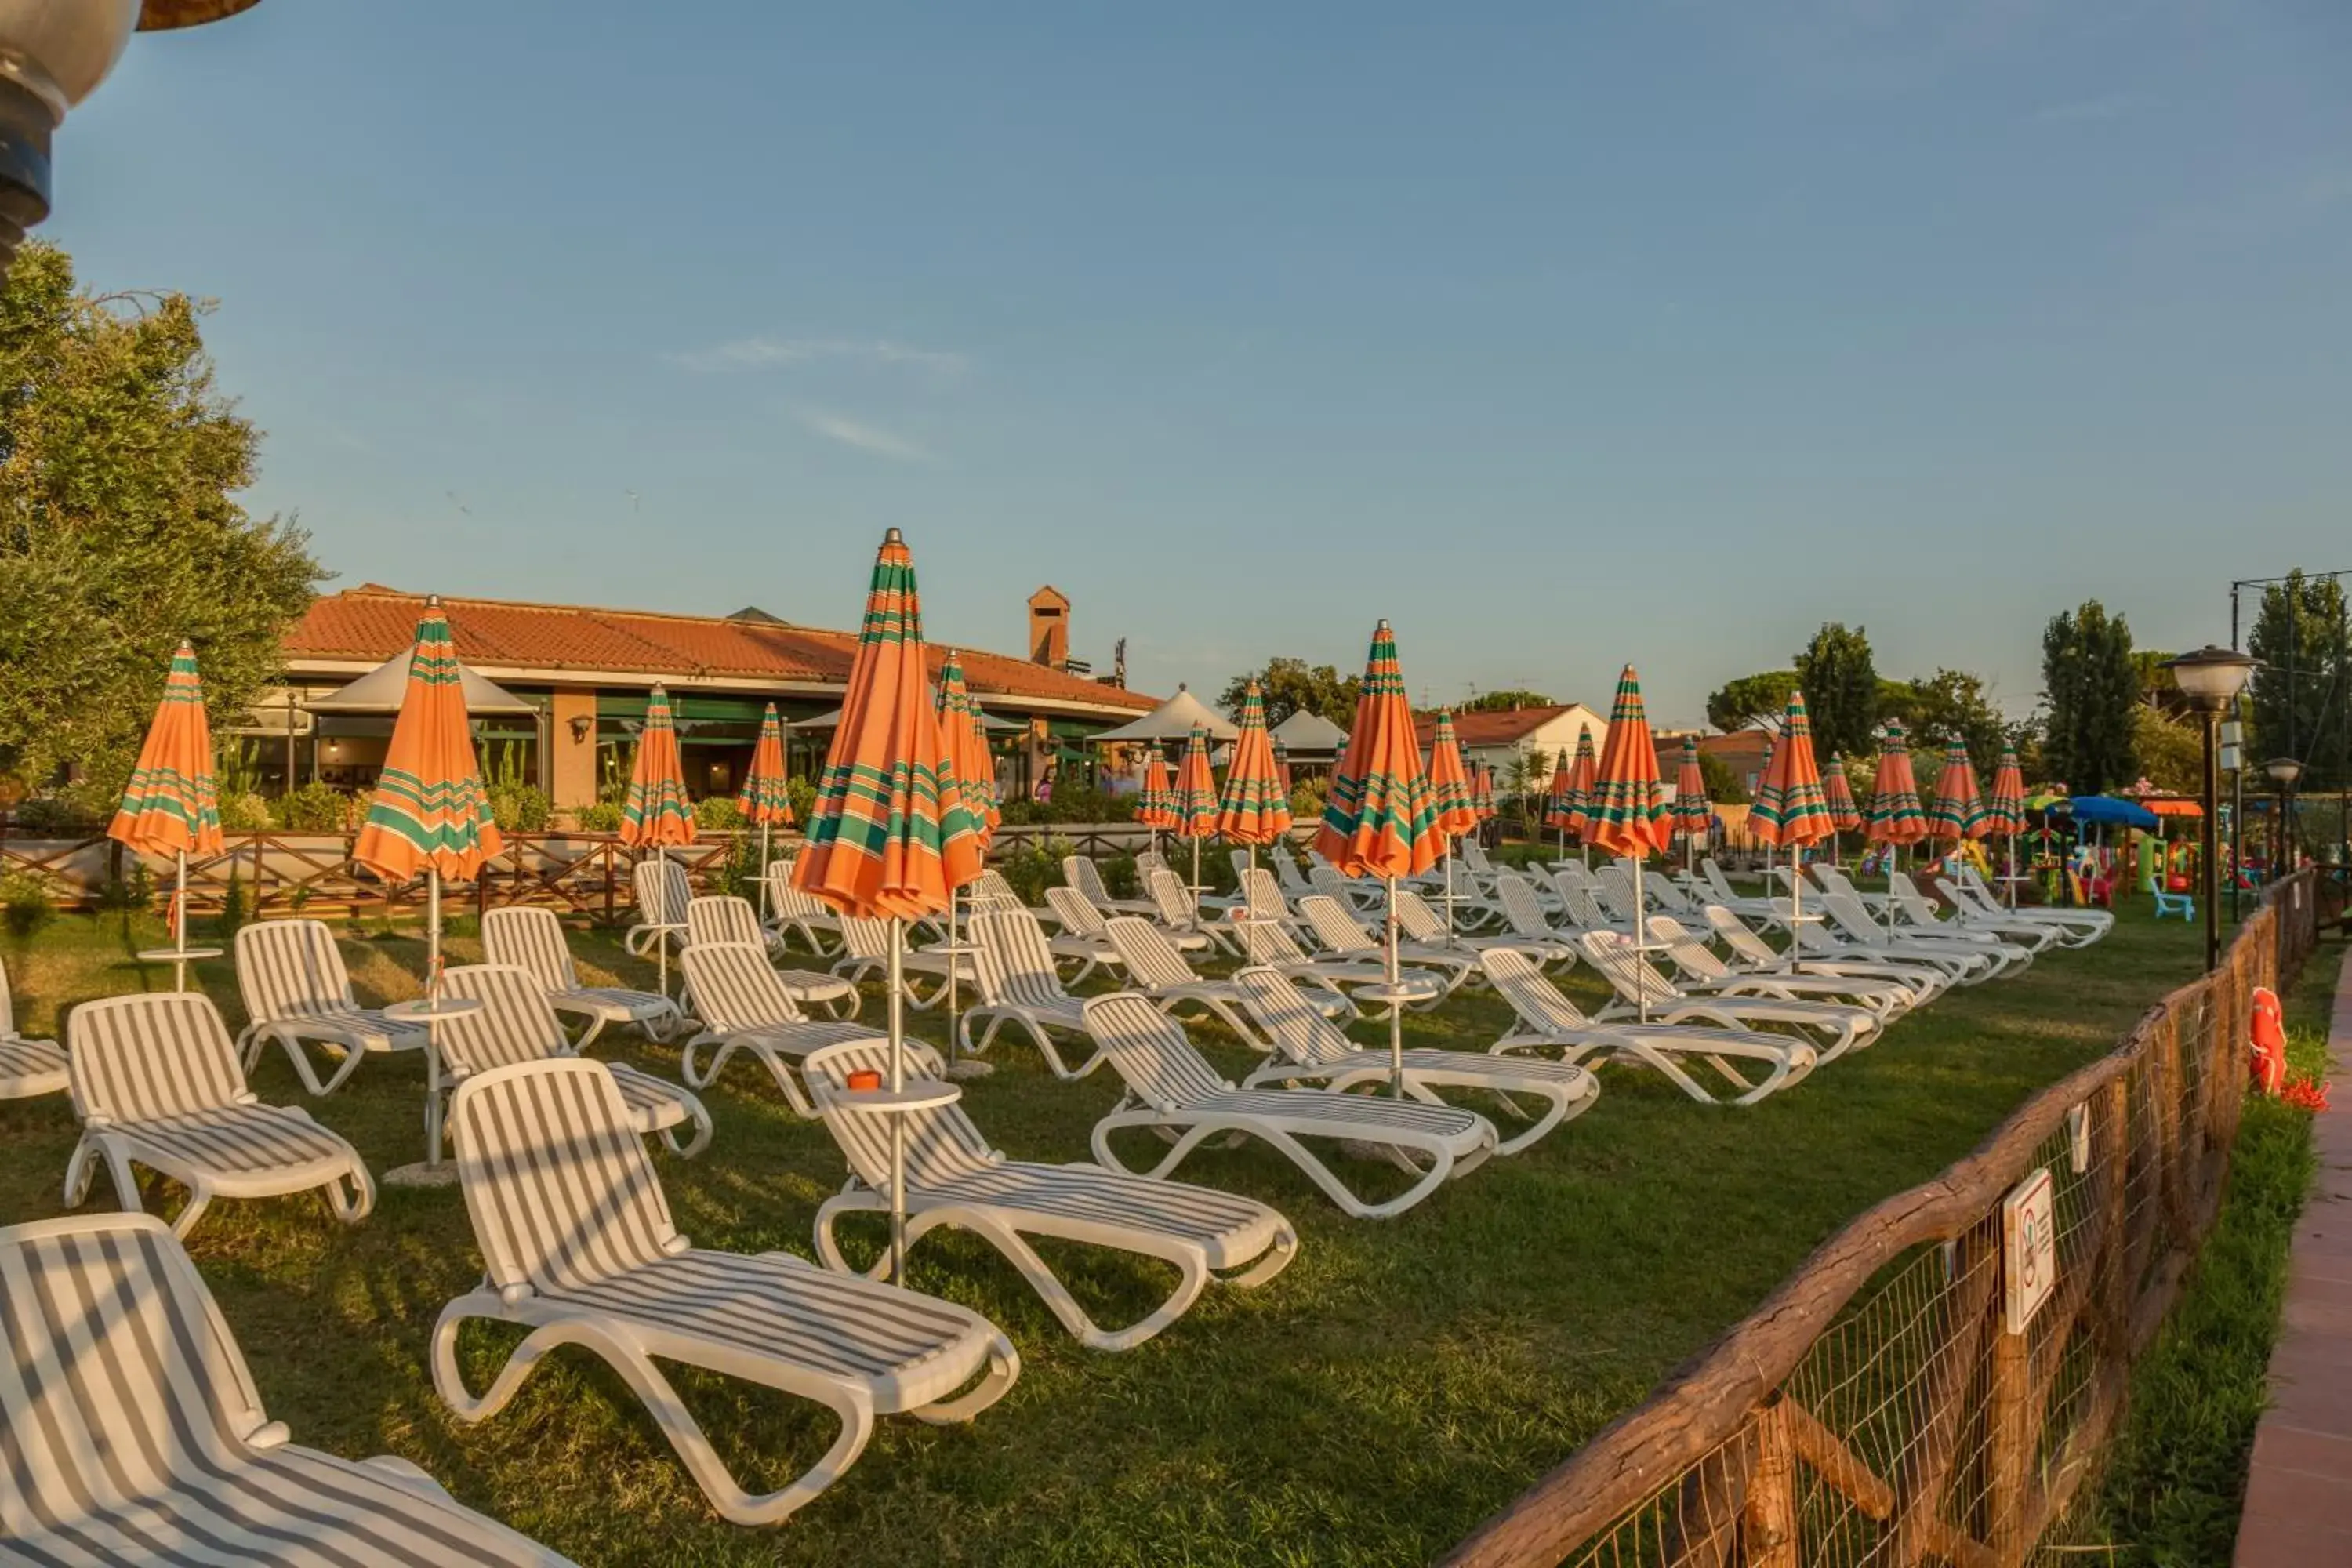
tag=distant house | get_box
[1657,730,1776,797]
[262,583,1154,810]
[1412,703,1609,786]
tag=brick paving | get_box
[2234,956,2352,1565]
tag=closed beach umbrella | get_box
[1216,681,1291,851]
[620,685,698,1000]
[935,652,1000,1075]
[1563,724,1600,863]
[1137,750,1175,833]
[1985,744,2027,904]
[738,702,794,919]
[1170,724,1221,894]
[1315,620,1443,1091]
[107,640,224,990]
[1749,693,1838,961]
[1425,710,1479,935]
[1671,735,1712,869]
[793,528,985,1281]
[351,600,506,1170]
[1472,764,1497,822]
[1821,755,1863,835]
[1543,747,1577,855]
[1584,666,1671,1018]
[1926,740,1987,851]
[1864,720,1929,889]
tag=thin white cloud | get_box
[670,336,967,376]
[793,405,932,463]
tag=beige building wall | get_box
[550,688,601,810]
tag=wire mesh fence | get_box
[1447,873,2321,1568]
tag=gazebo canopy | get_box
[304,650,538,715]
[1088,684,1239,743]
[1269,709,1348,755]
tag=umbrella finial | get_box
[425,593,441,608]
[884,527,904,543]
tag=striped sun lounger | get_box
[0,953,65,1101]
[432,1058,1018,1526]
[482,905,682,1047]
[234,919,431,1095]
[64,992,374,1239]
[0,1210,576,1565]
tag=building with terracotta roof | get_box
[1409,702,1609,786]
[260,583,1154,811]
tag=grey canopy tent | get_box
[1269,709,1347,758]
[1087,684,1240,745]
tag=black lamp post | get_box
[2267,756,2304,883]
[0,2,261,275]
[2164,646,2259,971]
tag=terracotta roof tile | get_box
[284,586,1156,713]
[1410,705,1597,749]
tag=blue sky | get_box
[57,2,2352,726]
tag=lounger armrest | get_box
[662,1233,691,1257]
[233,1090,261,1106]
[245,1420,292,1450]
[360,1454,452,1497]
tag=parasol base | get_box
[943,1058,996,1080]
[381,1161,459,1189]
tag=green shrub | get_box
[571,801,624,833]
[217,868,250,939]
[489,783,552,833]
[1101,854,1139,898]
[694,796,742,832]
[1288,778,1328,822]
[10,796,95,834]
[0,872,54,940]
[788,776,818,822]
[93,862,152,913]
[217,792,271,831]
[708,834,762,901]
[270,781,352,833]
[996,834,1076,906]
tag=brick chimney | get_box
[1027,586,1070,668]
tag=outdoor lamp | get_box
[0,1,261,274]
[2161,646,2259,713]
[2265,757,2303,788]
[568,715,593,743]
[2164,648,2259,974]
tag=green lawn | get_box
[0,892,2215,1566]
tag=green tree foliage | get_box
[0,241,319,811]
[1221,658,1360,728]
[2041,601,2140,795]
[1704,671,1798,735]
[1898,670,2009,778]
[2246,570,2349,789]
[1696,750,1749,805]
[1463,688,1552,713]
[2131,707,2203,797]
[1793,623,1880,760]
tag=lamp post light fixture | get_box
[2266,756,2304,884]
[2163,646,2259,971]
[0,1,261,275]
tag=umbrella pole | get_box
[944,885,962,1073]
[655,846,670,999]
[1632,855,1649,1023]
[758,822,771,922]
[1385,876,1403,1096]
[888,915,909,1285]
[1192,834,1201,905]
[426,868,443,1167]
[1443,837,1456,938]
[173,849,189,993]
[1788,844,1802,975]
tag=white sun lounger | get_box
[1699,858,1788,927]
[1700,902,1949,1002]
[438,964,712,1158]
[1883,871,2058,952]
[1102,915,1276,1046]
[764,858,845,955]
[65,992,375,1238]
[2,1210,577,1566]
[1643,916,1914,1019]
[233,918,432,1095]
[834,913,981,1004]
[1064,855,1158,916]
[0,953,65,1100]
[1480,949,1817,1106]
[627,856,691,960]
[1577,930,1877,1061]
[1039,885,1134,981]
[433,1058,1018,1526]
[1269,847,1315,898]
[963,909,1108,1078]
[1307,863,1385,916]
[1294,895,1475,1000]
[482,905,683,1048]
[1080,994,1495,1220]
[804,1036,1297,1351]
[674,942,877,1109]
[1951,867,2111,943]
[686,895,860,1018]
[1149,866,1244,955]
[1486,873,1585,967]
[1232,966,1598,1156]
[1813,890,2023,981]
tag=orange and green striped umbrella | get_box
[1216,682,1291,844]
[1749,695,1837,850]
[108,641,223,860]
[1864,721,1929,846]
[936,652,1000,845]
[1542,748,1577,833]
[619,687,698,851]
[1926,740,1988,842]
[1671,735,1713,840]
[1316,620,1442,880]
[1472,764,1498,822]
[736,702,794,826]
[1582,666,1671,860]
[793,530,983,920]
[1170,724,1221,841]
[1564,724,1599,837]
[352,602,505,882]
[1425,711,1479,840]
[1136,750,1176,829]
[1821,755,1863,833]
[1984,745,2027,837]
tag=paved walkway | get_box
[2234,954,2352,1565]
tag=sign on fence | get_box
[2002,1166,2057,1334]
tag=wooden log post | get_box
[1661,1428,1755,1568]
[1742,1400,1799,1568]
[1986,1293,2033,1566]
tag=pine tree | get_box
[1795,623,1880,760]
[2246,570,2350,790]
[2040,601,2140,794]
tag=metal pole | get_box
[426,868,443,1167]
[2202,711,2221,972]
[1385,875,1403,1095]
[944,885,961,1073]
[887,916,908,1283]
[173,848,189,993]
[757,820,771,922]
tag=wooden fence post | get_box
[1986,1302,2032,1566]
[1743,1399,1799,1568]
